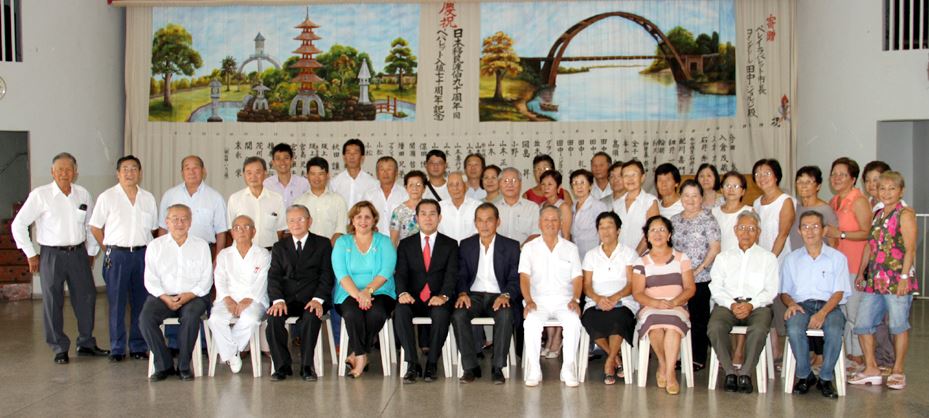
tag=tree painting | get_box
[220,55,237,91]
[480,31,522,101]
[384,37,417,91]
[151,23,203,108]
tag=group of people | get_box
[12,139,917,397]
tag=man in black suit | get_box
[452,203,521,384]
[266,204,334,381]
[395,199,459,383]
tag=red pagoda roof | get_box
[293,44,322,55]
[295,18,320,29]
[291,59,323,69]
[294,32,322,41]
[292,73,324,84]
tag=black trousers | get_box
[266,302,327,373]
[394,299,452,365]
[139,295,208,373]
[336,295,396,356]
[39,245,98,354]
[451,292,514,370]
[688,281,712,364]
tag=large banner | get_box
[125,0,793,198]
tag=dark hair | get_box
[481,165,502,189]
[831,157,860,183]
[539,169,562,185]
[475,202,500,220]
[654,163,682,185]
[52,152,77,166]
[306,156,329,173]
[696,163,721,191]
[798,210,825,228]
[416,199,441,216]
[271,143,294,158]
[532,154,555,169]
[343,138,365,155]
[569,169,594,185]
[376,156,398,170]
[643,215,674,249]
[464,153,486,170]
[721,170,747,190]
[621,159,645,175]
[426,149,446,163]
[595,211,622,230]
[609,161,624,174]
[404,170,428,186]
[592,151,613,166]
[863,160,891,176]
[795,165,823,185]
[679,179,703,197]
[243,156,266,171]
[752,158,783,186]
[117,155,142,171]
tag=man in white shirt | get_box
[12,152,108,364]
[438,172,480,243]
[227,157,286,249]
[590,152,613,201]
[329,138,378,207]
[464,153,487,201]
[601,161,625,207]
[497,168,540,245]
[520,205,584,387]
[207,214,270,374]
[707,210,778,394]
[424,149,451,201]
[264,143,310,207]
[89,155,159,362]
[139,204,212,381]
[293,157,347,245]
[363,156,408,234]
[157,155,227,259]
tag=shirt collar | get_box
[292,233,308,247]
[420,230,438,243]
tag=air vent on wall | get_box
[884,0,929,51]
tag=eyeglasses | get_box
[736,225,758,232]
[570,180,589,186]
[500,178,519,185]
[754,171,773,178]
[648,227,668,234]
[800,224,822,231]
[287,217,308,224]
[723,184,743,190]
[231,225,254,232]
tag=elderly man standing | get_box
[227,157,287,250]
[139,204,212,381]
[207,215,270,374]
[363,156,408,235]
[438,172,481,243]
[520,205,584,387]
[707,211,779,393]
[157,155,227,259]
[781,210,851,399]
[12,152,108,364]
[496,168,540,246]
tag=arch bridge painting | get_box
[148,4,419,123]
[479,0,736,122]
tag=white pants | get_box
[207,302,266,362]
[523,304,581,382]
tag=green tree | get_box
[151,23,202,108]
[480,31,522,101]
[332,53,356,93]
[384,37,417,91]
[220,55,238,91]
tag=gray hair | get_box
[232,214,255,226]
[447,171,466,182]
[501,167,522,181]
[52,152,77,166]
[539,204,562,220]
[736,210,761,226]
[166,203,192,216]
[287,204,311,219]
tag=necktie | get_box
[420,235,432,302]
[296,240,303,255]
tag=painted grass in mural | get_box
[148,4,419,123]
[480,0,736,122]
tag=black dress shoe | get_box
[723,374,738,392]
[301,366,318,382]
[77,346,111,357]
[130,352,148,360]
[54,352,69,364]
[738,375,753,394]
[491,367,505,385]
[423,363,438,382]
[169,348,180,358]
[402,363,418,384]
[178,369,194,381]
[109,354,125,362]
[271,366,293,381]
[459,368,477,384]
[818,379,839,399]
[793,373,818,394]
[472,366,482,379]
[150,368,175,381]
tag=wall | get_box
[876,121,915,207]
[0,1,126,293]
[912,121,929,213]
[0,131,29,218]
[796,0,929,199]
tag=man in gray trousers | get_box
[11,152,109,364]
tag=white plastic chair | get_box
[338,318,394,376]
[636,330,694,388]
[521,320,587,382]
[452,317,517,379]
[782,328,846,396]
[707,326,774,393]
[398,317,454,378]
[206,316,262,377]
[268,315,332,377]
[147,317,204,378]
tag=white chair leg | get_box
[442,331,453,378]
[620,340,633,385]
[637,334,650,387]
[766,332,775,380]
[707,346,719,390]
[326,316,338,365]
[578,330,590,383]
[207,325,218,377]
[379,321,391,376]
[251,324,262,378]
[504,335,516,380]
[681,331,694,388]
[783,336,795,394]
[836,343,846,397]
[192,329,203,377]
[338,320,348,377]
[387,318,398,364]
[315,327,325,377]
[756,344,768,393]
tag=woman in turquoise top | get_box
[332,201,397,378]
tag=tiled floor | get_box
[1,295,926,417]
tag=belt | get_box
[109,245,147,252]
[44,244,85,252]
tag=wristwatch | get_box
[901,274,910,280]
[840,231,847,240]
[573,298,581,304]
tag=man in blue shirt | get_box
[780,211,851,399]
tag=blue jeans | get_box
[853,292,913,335]
[785,300,846,381]
[102,248,149,355]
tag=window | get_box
[1,0,23,62]
[884,0,929,50]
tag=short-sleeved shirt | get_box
[712,205,753,252]
[583,244,639,313]
[330,170,379,207]
[293,190,348,240]
[572,197,610,258]
[613,191,658,251]
[89,184,158,247]
[439,197,481,243]
[363,183,408,234]
[390,204,419,241]
[788,201,837,250]
[658,199,684,220]
[518,236,582,307]
[671,209,721,283]
[143,234,213,298]
[780,245,851,304]
[227,187,286,248]
[263,175,310,207]
[498,198,540,244]
[158,182,227,243]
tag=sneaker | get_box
[565,379,579,387]
[229,352,243,374]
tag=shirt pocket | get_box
[555,257,574,286]
[140,211,155,231]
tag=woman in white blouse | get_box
[711,171,753,252]
[655,163,684,219]
[570,169,610,258]
[615,160,659,254]
[752,159,795,261]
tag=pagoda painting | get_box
[289,11,326,119]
